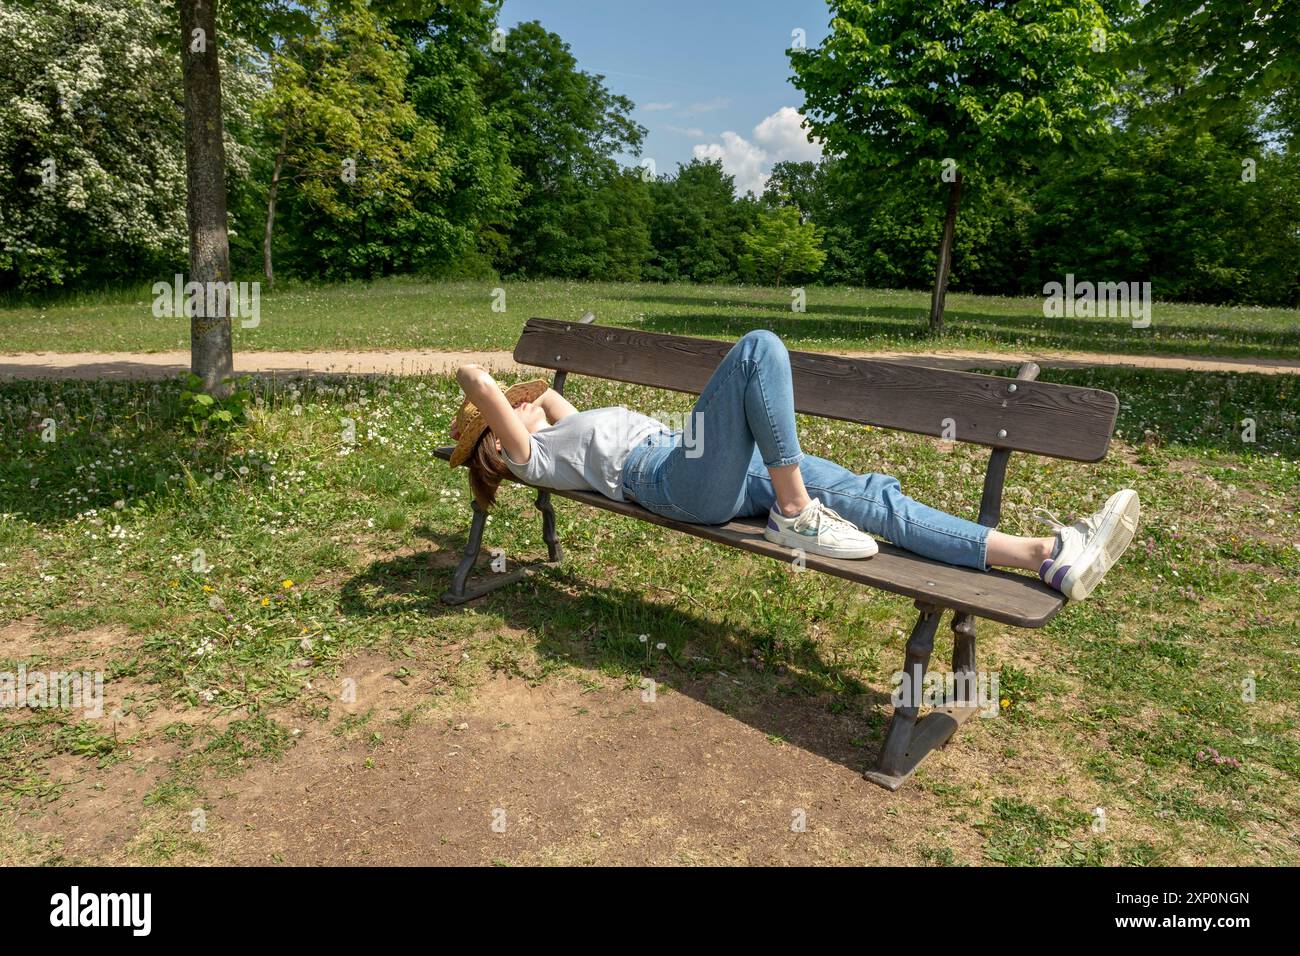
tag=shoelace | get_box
[796,500,858,539]
[1032,506,1066,531]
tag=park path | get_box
[2,347,1298,381]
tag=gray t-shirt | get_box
[504,406,670,501]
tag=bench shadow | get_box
[337,524,900,777]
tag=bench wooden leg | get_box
[440,495,563,605]
[864,603,983,791]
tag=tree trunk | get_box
[264,128,287,288]
[928,171,963,335]
[180,0,234,395]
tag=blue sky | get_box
[497,0,833,195]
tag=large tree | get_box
[258,0,447,284]
[646,159,758,283]
[0,0,191,291]
[792,0,1128,333]
[478,20,646,276]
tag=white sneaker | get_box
[1036,489,1141,601]
[764,498,879,560]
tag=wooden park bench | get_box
[434,316,1120,790]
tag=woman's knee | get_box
[737,328,787,361]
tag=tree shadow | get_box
[619,292,1300,357]
[337,523,900,776]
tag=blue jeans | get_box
[620,330,992,571]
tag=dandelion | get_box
[282,579,294,589]
[261,597,270,606]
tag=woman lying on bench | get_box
[449,329,1139,601]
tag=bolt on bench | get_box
[435,316,1120,790]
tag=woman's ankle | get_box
[777,496,812,517]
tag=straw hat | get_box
[448,377,550,468]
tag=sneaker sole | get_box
[763,527,879,560]
[1061,490,1140,601]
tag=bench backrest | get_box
[515,318,1118,462]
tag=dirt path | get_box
[2,347,1298,381]
[17,653,1059,866]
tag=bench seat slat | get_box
[513,318,1118,462]
[434,446,1064,628]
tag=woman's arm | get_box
[454,365,532,464]
[537,388,577,425]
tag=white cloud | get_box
[643,101,676,112]
[693,132,767,196]
[665,124,707,137]
[754,107,823,163]
[691,107,822,196]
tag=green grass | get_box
[2,278,1299,358]
[0,364,1296,864]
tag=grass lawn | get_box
[1,361,1296,864]
[2,278,1299,359]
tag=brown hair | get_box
[465,429,513,510]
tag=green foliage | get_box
[1030,112,1300,305]
[0,0,231,291]
[1129,0,1299,113]
[2,0,1298,306]
[178,373,251,434]
[792,0,1129,178]
[477,19,647,279]
[738,207,826,287]
[257,0,450,280]
[645,160,759,282]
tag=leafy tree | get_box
[258,0,446,283]
[395,3,519,278]
[0,0,255,292]
[178,0,460,393]
[1030,104,1300,305]
[478,20,645,277]
[646,159,757,282]
[792,0,1129,333]
[1130,0,1299,115]
[739,206,825,287]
